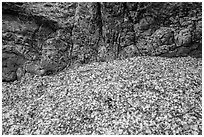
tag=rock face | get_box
[2,2,202,82]
[2,3,71,82]
[135,17,201,58]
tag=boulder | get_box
[16,67,25,81]
[153,44,176,56]
[98,45,107,62]
[2,49,26,82]
[175,28,192,47]
[41,35,69,72]
[2,68,17,82]
[40,59,64,75]
[139,16,155,30]
[16,60,47,81]
[120,45,137,59]
[24,61,46,76]
[151,27,175,46]
[2,44,48,82]
[188,49,202,58]
[149,27,175,55]
[160,43,201,58]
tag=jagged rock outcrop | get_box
[2,2,202,82]
[2,2,73,82]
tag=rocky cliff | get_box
[2,2,202,82]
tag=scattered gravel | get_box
[2,56,202,135]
